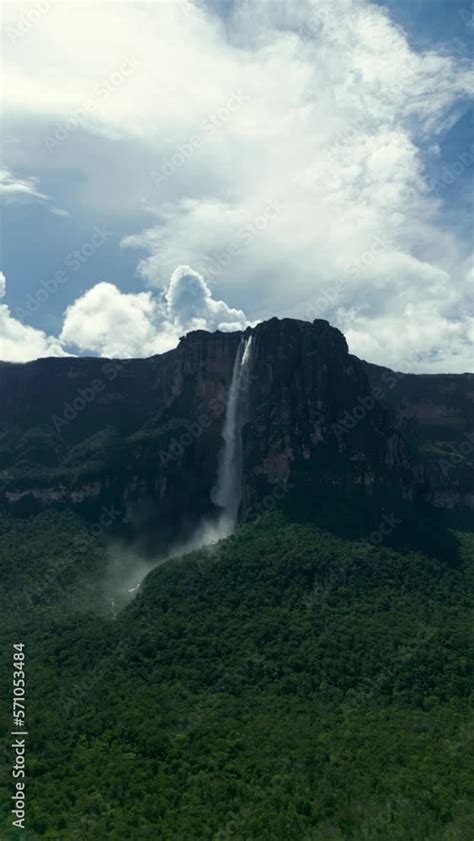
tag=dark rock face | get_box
[363,363,474,509]
[0,318,471,546]
[241,319,411,513]
[0,329,241,546]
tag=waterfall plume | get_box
[212,335,253,536]
[104,335,254,609]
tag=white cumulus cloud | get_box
[0,273,68,362]
[1,0,473,371]
[165,265,248,332]
[59,266,250,358]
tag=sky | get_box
[0,0,473,372]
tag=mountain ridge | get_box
[0,317,473,549]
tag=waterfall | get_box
[212,335,253,535]
[105,335,254,609]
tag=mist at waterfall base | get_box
[103,336,253,613]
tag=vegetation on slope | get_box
[0,510,473,840]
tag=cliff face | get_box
[363,363,474,510]
[240,319,411,512]
[0,318,471,546]
[0,328,241,545]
